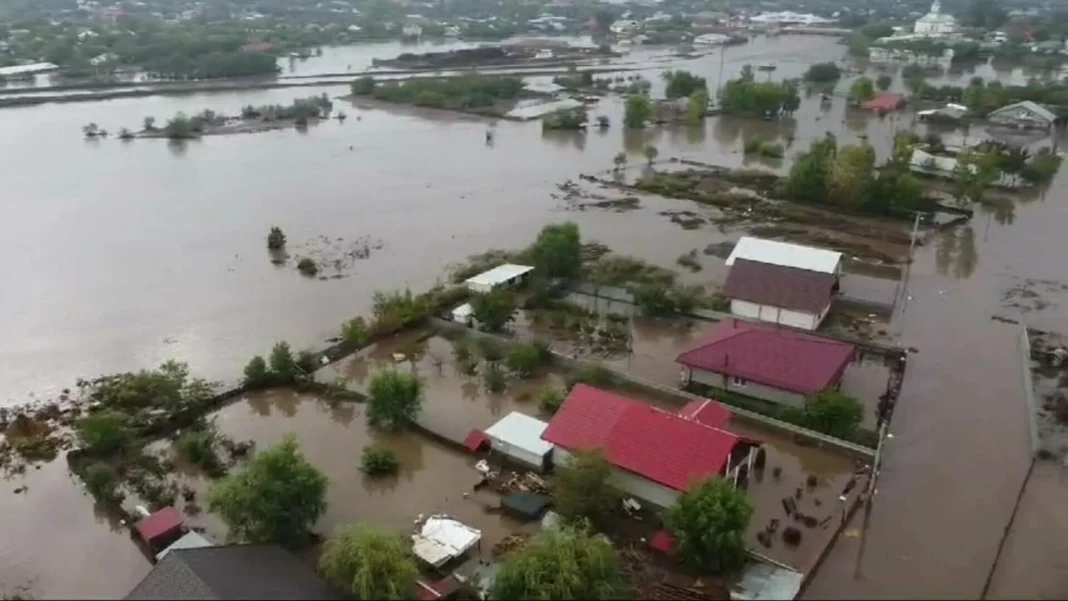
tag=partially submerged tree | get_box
[849,76,876,103]
[553,450,620,529]
[243,355,269,387]
[531,222,582,280]
[876,74,893,91]
[470,288,518,332]
[800,390,864,439]
[643,144,659,165]
[267,226,286,250]
[612,151,628,172]
[208,435,327,548]
[360,444,399,476]
[506,342,544,378]
[297,257,319,276]
[623,93,653,128]
[77,410,132,455]
[367,371,423,431]
[269,341,301,383]
[319,526,419,600]
[490,526,627,600]
[667,478,752,575]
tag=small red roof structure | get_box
[541,385,741,492]
[861,92,906,113]
[679,399,732,429]
[677,321,856,395]
[649,530,677,555]
[135,507,184,549]
[463,429,488,453]
[724,259,836,315]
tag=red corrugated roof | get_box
[541,385,740,492]
[724,258,835,314]
[679,400,732,429]
[861,92,906,112]
[463,429,488,453]
[677,321,856,395]
[135,507,184,546]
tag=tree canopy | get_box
[795,390,864,439]
[803,62,842,83]
[624,93,653,128]
[667,478,752,574]
[663,70,708,99]
[319,526,419,600]
[367,370,423,431]
[470,288,518,332]
[490,526,627,600]
[531,222,582,280]
[719,66,800,117]
[208,435,327,548]
[553,450,620,529]
[849,76,875,103]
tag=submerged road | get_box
[804,175,1068,598]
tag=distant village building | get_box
[402,23,424,38]
[240,42,274,53]
[609,20,640,35]
[913,0,959,37]
[723,236,842,331]
[676,320,857,408]
[987,100,1057,130]
[749,11,833,26]
[860,92,907,114]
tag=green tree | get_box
[643,144,659,165]
[360,444,399,476]
[490,526,627,600]
[367,371,423,431]
[267,226,286,250]
[952,149,1000,206]
[143,116,157,131]
[612,151,628,172]
[849,76,876,103]
[84,462,122,501]
[667,478,752,574]
[208,435,327,548]
[859,21,895,39]
[531,222,582,280]
[663,70,708,99]
[319,526,419,600]
[538,386,566,415]
[77,411,132,455]
[876,74,893,91]
[269,341,300,383]
[506,342,543,378]
[482,360,507,393]
[803,62,841,83]
[470,288,518,332]
[341,316,369,346]
[624,93,653,128]
[830,143,876,206]
[163,113,197,139]
[783,134,837,204]
[243,355,269,387]
[687,90,710,123]
[800,390,864,439]
[554,450,620,529]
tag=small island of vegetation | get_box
[114,95,335,140]
[348,75,532,116]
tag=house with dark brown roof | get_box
[724,236,842,331]
[125,544,348,600]
[676,320,856,408]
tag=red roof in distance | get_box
[677,321,856,395]
[861,92,906,113]
[541,385,741,492]
[135,506,184,547]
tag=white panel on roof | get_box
[726,237,842,274]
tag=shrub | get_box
[243,355,270,387]
[177,426,221,472]
[361,445,400,476]
[341,317,369,346]
[483,361,507,393]
[506,343,544,378]
[538,387,566,415]
[267,226,286,250]
[296,351,319,374]
[297,257,319,276]
[569,365,613,389]
[84,462,121,502]
[367,371,423,431]
[478,338,505,362]
[77,411,132,455]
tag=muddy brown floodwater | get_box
[3,33,1068,598]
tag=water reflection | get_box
[541,129,587,151]
[935,225,978,279]
[166,138,189,157]
[622,128,659,154]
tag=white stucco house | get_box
[914,0,959,37]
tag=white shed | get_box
[464,264,534,294]
[483,412,554,471]
[726,236,842,277]
[451,302,474,325]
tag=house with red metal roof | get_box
[676,320,856,408]
[861,92,907,114]
[541,384,758,508]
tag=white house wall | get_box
[489,438,547,471]
[688,368,807,407]
[730,299,824,331]
[552,448,681,508]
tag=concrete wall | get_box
[553,447,681,508]
[686,367,807,407]
[730,299,825,331]
[488,437,548,471]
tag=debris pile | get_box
[496,471,548,495]
[492,533,531,558]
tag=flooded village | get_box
[2,21,1068,601]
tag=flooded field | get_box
[161,390,533,571]
[1,31,1068,599]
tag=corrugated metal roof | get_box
[505,98,584,120]
[0,62,58,76]
[465,263,533,289]
[731,562,803,600]
[484,411,553,457]
[412,516,481,568]
[726,237,841,275]
[989,100,1056,123]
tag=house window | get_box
[731,376,748,387]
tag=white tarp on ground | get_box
[412,516,482,567]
